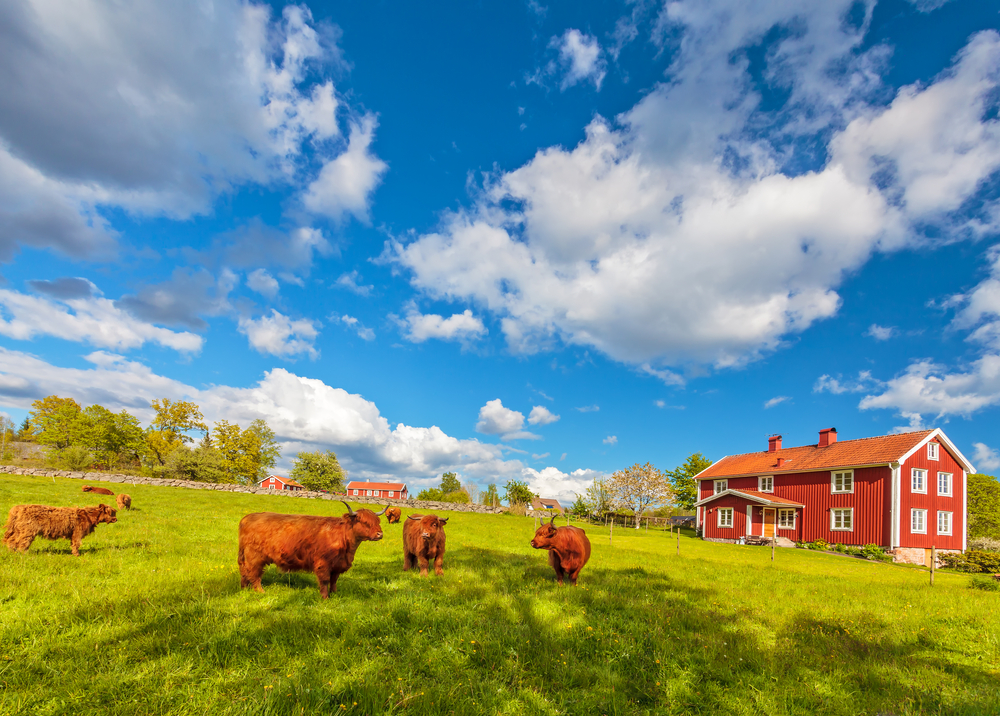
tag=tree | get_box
[417,487,445,501]
[582,476,612,518]
[570,495,589,517]
[157,444,229,483]
[290,450,346,492]
[608,462,673,528]
[483,483,500,507]
[667,452,713,510]
[0,415,16,460]
[463,481,481,505]
[29,396,88,450]
[82,406,145,469]
[503,479,535,506]
[146,399,208,465]
[246,419,281,482]
[440,472,461,494]
[16,416,33,442]
[968,473,1000,539]
[442,488,471,504]
[213,419,280,485]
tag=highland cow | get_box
[385,507,401,524]
[82,485,115,496]
[530,513,591,585]
[238,502,386,599]
[2,504,118,556]
[403,513,448,576]
[116,493,132,510]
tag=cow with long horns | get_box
[238,502,386,599]
[530,513,591,586]
[402,513,448,576]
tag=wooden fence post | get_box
[930,545,936,586]
[609,518,613,546]
[676,529,680,556]
[771,538,775,562]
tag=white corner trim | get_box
[962,470,968,552]
[746,505,752,538]
[890,463,900,550]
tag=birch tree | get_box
[608,462,673,528]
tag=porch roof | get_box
[693,489,804,508]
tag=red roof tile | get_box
[697,430,935,479]
[695,489,804,507]
[347,481,407,491]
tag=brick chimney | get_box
[768,435,782,453]
[776,457,785,468]
[819,427,838,447]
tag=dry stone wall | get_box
[0,465,505,515]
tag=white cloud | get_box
[560,452,567,461]
[116,268,237,330]
[859,357,1000,419]
[393,10,1000,375]
[334,271,374,296]
[527,405,560,425]
[332,314,375,341]
[575,405,599,412]
[866,324,897,341]
[475,398,542,441]
[972,442,1000,471]
[246,269,280,299]
[395,303,487,344]
[551,29,606,91]
[763,396,790,408]
[532,452,550,460]
[603,435,618,445]
[0,287,201,353]
[814,370,881,395]
[237,309,319,359]
[522,466,603,504]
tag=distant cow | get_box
[530,513,591,586]
[403,514,448,576]
[2,504,117,556]
[82,486,115,496]
[238,502,386,599]
[116,494,132,510]
[385,507,401,524]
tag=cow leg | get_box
[330,572,340,594]
[71,529,82,556]
[568,567,582,586]
[548,550,565,585]
[240,556,266,593]
[418,553,430,577]
[315,564,332,599]
[433,552,444,576]
[403,550,414,572]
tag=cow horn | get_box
[408,514,422,521]
[439,517,449,524]
[549,512,558,525]
[375,505,389,516]
[341,501,356,516]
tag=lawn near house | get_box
[1,474,998,716]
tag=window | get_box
[831,471,853,493]
[758,476,773,493]
[368,490,373,496]
[937,511,952,535]
[717,508,733,528]
[911,469,927,494]
[777,509,795,529]
[911,509,927,534]
[831,508,853,531]
[389,491,394,497]
[353,489,358,496]
[928,442,939,460]
[937,472,952,496]
[714,480,728,494]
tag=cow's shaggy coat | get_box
[403,514,448,576]
[2,504,118,556]
[238,503,385,599]
[116,494,132,510]
[530,515,591,585]
[82,486,115,496]
[385,507,401,524]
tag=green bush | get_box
[939,552,976,572]
[416,488,445,501]
[861,544,891,562]
[969,537,1000,553]
[808,539,829,551]
[969,575,1000,592]
[59,445,94,471]
[939,550,1000,573]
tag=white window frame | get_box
[714,480,728,494]
[758,476,774,493]
[353,489,359,496]
[911,508,927,534]
[937,472,952,497]
[927,442,939,461]
[717,507,733,528]
[911,469,927,494]
[831,471,854,494]
[389,491,394,497]
[937,511,952,536]
[831,508,853,531]
[777,508,795,529]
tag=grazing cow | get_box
[116,493,132,510]
[530,513,591,586]
[385,507,401,524]
[403,514,448,576]
[238,502,386,599]
[2,504,118,556]
[82,485,115,496]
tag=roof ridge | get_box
[718,429,934,460]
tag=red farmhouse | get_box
[346,481,408,500]
[259,475,305,491]
[693,428,974,565]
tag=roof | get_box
[694,489,805,508]
[346,481,407,491]
[531,498,563,511]
[695,429,975,479]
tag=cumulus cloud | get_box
[26,277,97,300]
[866,324,897,341]
[331,314,375,341]
[475,399,541,441]
[395,303,487,344]
[603,435,618,445]
[972,442,1000,471]
[527,405,560,425]
[246,269,280,299]
[763,396,789,408]
[334,270,373,296]
[814,370,881,395]
[0,287,201,353]
[302,115,388,222]
[237,310,319,359]
[859,357,1000,419]
[392,7,1000,376]
[521,466,603,504]
[550,29,606,91]
[116,268,237,331]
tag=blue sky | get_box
[2,0,1000,502]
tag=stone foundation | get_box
[892,546,962,567]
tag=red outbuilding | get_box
[346,481,408,500]
[693,428,974,565]
[258,475,305,491]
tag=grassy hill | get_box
[1,474,998,715]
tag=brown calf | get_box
[116,494,132,510]
[238,502,386,599]
[2,504,118,556]
[82,485,115,496]
[530,514,591,585]
[403,514,448,576]
[385,507,401,524]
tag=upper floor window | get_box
[912,469,927,494]
[831,471,853,493]
[831,508,853,531]
[714,480,728,494]
[937,511,952,535]
[911,509,927,534]
[927,442,939,460]
[758,476,773,493]
[717,508,733,528]
[937,472,952,496]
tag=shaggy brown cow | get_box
[116,493,132,510]
[82,485,115,496]
[530,513,591,586]
[385,507,401,524]
[2,504,117,556]
[403,513,448,576]
[238,502,386,599]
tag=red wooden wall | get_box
[900,441,964,550]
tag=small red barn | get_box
[259,475,305,492]
[346,481,408,500]
[693,428,974,565]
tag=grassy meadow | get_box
[1,474,998,716]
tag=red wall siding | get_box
[701,494,749,540]
[698,476,757,501]
[900,442,964,550]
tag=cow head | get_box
[341,501,384,541]
[530,513,559,549]
[407,514,448,541]
[96,504,118,524]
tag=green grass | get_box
[1,475,998,716]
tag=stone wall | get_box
[0,465,505,515]
[891,546,962,567]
